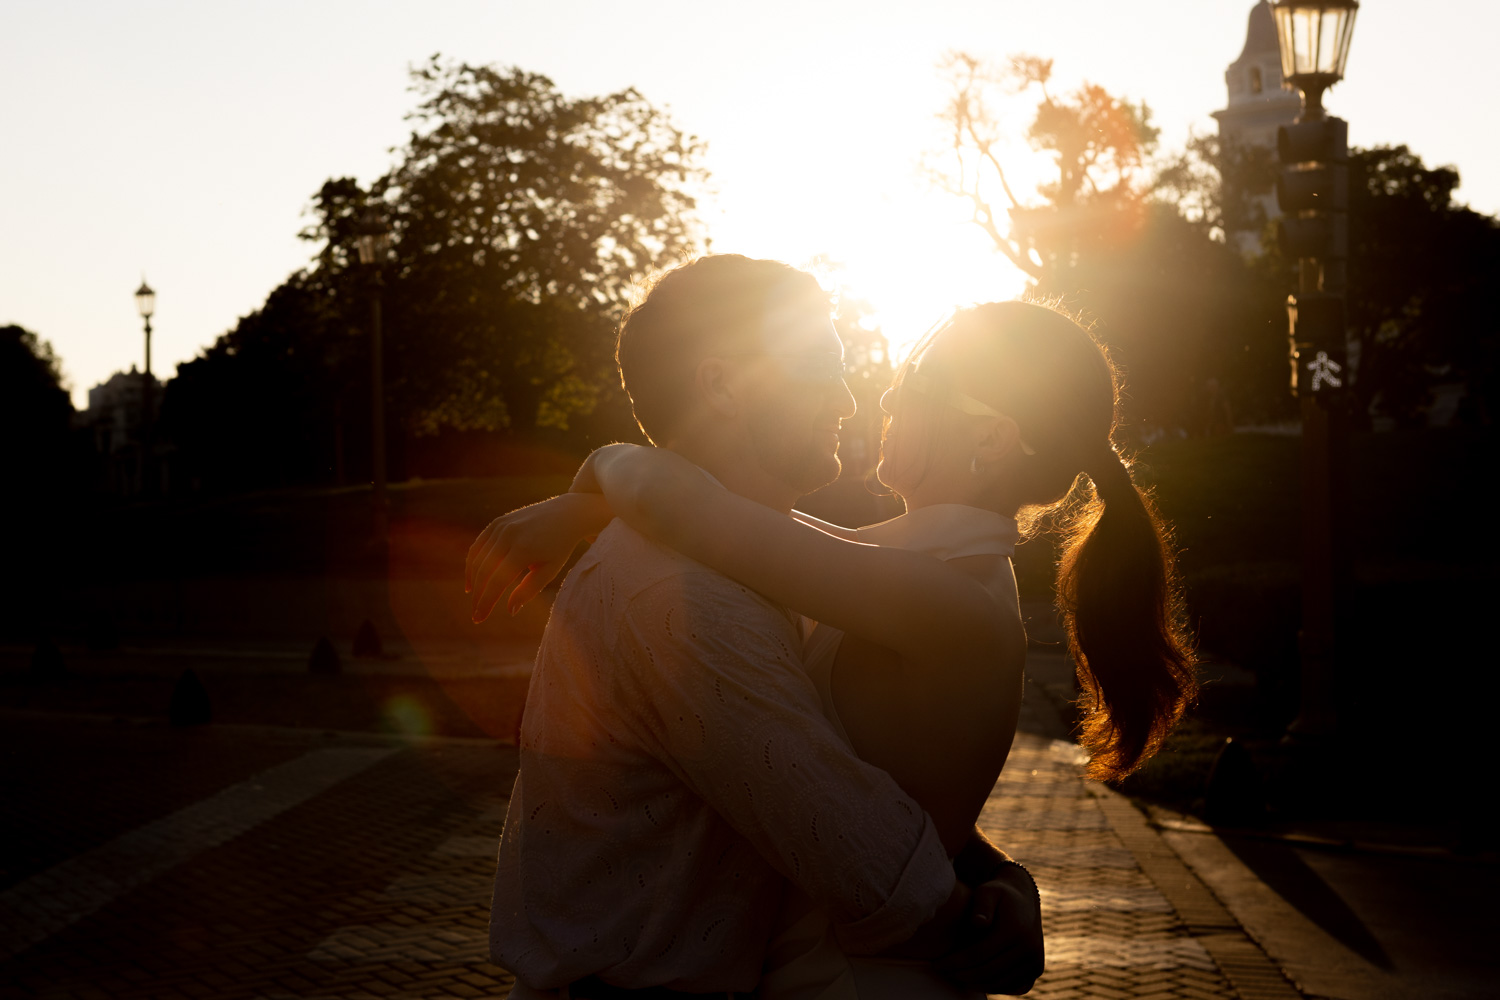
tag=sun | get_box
[826,195,1033,364]
[704,173,1032,367]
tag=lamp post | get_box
[134,279,156,495]
[1272,0,1358,741]
[355,207,391,544]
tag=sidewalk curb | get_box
[1150,811,1500,868]
[1087,781,1305,1000]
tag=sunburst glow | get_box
[695,59,1050,363]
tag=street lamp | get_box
[356,207,391,543]
[1273,0,1358,742]
[1272,0,1358,120]
[134,279,156,495]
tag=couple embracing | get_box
[466,254,1196,999]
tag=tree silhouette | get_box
[933,53,1290,431]
[370,59,705,436]
[166,60,705,491]
[1,325,73,488]
[1344,146,1499,424]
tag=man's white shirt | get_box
[489,520,955,993]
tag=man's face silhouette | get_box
[731,304,857,497]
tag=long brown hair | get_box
[903,300,1196,781]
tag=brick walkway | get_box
[978,733,1299,1000]
[2,677,1302,999]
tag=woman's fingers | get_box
[506,562,560,617]
[472,552,528,623]
[465,518,505,593]
[467,526,510,604]
[471,527,527,622]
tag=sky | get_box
[3,0,1496,409]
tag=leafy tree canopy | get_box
[1,324,70,405]
[933,53,1288,430]
[169,60,705,491]
[303,59,707,436]
[1,324,73,484]
[936,51,1159,281]
[1343,146,1499,423]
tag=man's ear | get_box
[693,357,740,420]
[974,415,1025,465]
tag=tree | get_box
[935,52,1159,282]
[162,273,353,491]
[933,53,1291,431]
[1342,146,1499,424]
[1,325,73,487]
[167,60,705,492]
[1153,132,1278,245]
[363,59,706,436]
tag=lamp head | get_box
[355,206,391,266]
[1272,0,1359,119]
[134,279,155,320]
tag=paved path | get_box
[1,654,1319,1000]
[979,733,1299,1000]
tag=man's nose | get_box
[832,378,857,419]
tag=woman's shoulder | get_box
[856,505,1019,560]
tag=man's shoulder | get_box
[587,522,753,592]
[576,521,790,623]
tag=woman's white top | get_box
[801,504,1020,748]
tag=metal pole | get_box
[142,316,154,497]
[1287,129,1349,744]
[370,272,388,545]
[1291,378,1340,739]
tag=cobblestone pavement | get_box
[2,676,1302,1000]
[978,734,1300,1000]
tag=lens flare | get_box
[382,695,433,738]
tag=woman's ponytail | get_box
[1057,451,1196,781]
[916,300,1196,781]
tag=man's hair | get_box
[616,255,829,444]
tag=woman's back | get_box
[803,505,1028,854]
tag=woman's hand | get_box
[465,492,614,622]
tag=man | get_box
[470,255,1041,998]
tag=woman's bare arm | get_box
[791,509,859,541]
[577,444,1004,667]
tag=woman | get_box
[468,300,1196,997]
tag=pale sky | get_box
[3,1,1495,409]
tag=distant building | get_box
[79,366,161,495]
[1211,2,1301,255]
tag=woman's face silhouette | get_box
[875,341,976,504]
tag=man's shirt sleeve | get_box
[609,572,956,955]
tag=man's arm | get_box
[612,571,958,956]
